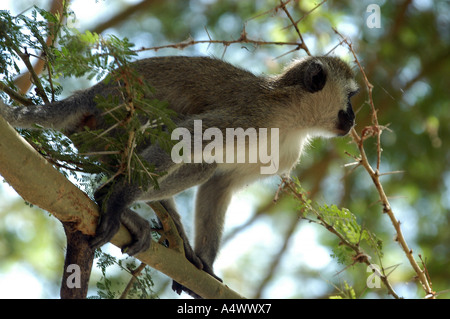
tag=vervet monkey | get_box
[0,56,359,293]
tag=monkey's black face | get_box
[335,90,358,136]
[336,103,355,136]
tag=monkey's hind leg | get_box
[194,173,234,282]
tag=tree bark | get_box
[60,223,95,299]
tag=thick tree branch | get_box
[0,115,244,299]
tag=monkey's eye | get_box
[348,88,360,99]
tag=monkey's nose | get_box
[336,109,355,135]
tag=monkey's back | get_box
[132,56,270,115]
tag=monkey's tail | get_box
[0,91,98,132]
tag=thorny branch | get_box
[278,0,311,56]
[136,0,313,59]
[136,34,304,57]
[282,177,400,298]
[333,29,435,298]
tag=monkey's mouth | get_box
[335,121,355,136]
[336,129,351,136]
[335,109,355,136]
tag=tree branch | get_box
[332,29,435,298]
[14,0,66,94]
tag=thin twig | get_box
[136,37,305,54]
[119,262,147,299]
[3,32,50,103]
[284,0,328,28]
[0,81,35,106]
[279,0,311,56]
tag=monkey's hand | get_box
[89,211,121,251]
[119,209,152,255]
[90,181,146,253]
[90,208,152,255]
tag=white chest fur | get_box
[215,128,310,187]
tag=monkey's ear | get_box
[303,61,327,93]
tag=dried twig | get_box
[136,35,305,54]
[333,28,435,298]
[278,0,311,56]
[288,0,328,27]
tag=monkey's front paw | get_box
[121,238,151,256]
[90,214,121,250]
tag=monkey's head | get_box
[276,56,359,137]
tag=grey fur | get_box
[0,56,359,292]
